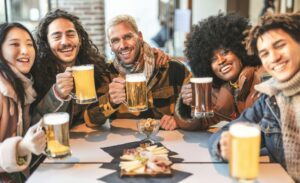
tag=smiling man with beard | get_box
[175,13,266,130]
[84,14,191,131]
[31,9,108,127]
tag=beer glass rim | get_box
[125,73,146,81]
[229,122,260,138]
[43,112,70,125]
[71,64,94,70]
[190,77,212,83]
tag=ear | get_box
[138,31,143,40]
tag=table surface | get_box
[27,119,294,183]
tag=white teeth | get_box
[273,62,286,72]
[121,50,130,55]
[221,65,231,73]
[61,48,72,52]
[17,58,29,62]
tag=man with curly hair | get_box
[31,9,109,126]
[209,13,300,182]
[175,13,266,130]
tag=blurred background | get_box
[1,0,299,60]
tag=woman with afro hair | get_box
[174,13,267,130]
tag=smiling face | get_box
[1,27,36,74]
[257,29,300,82]
[108,22,143,65]
[47,18,81,67]
[210,49,243,82]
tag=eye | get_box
[220,49,230,56]
[124,34,133,40]
[210,56,217,63]
[10,42,19,46]
[259,51,268,59]
[111,38,119,45]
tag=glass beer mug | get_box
[229,122,261,181]
[71,64,98,104]
[190,77,214,118]
[125,73,148,112]
[43,112,71,159]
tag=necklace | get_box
[229,81,239,89]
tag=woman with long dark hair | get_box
[0,23,46,183]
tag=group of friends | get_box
[0,8,299,183]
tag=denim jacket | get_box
[209,94,286,168]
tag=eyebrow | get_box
[258,39,284,55]
[8,38,33,42]
[49,29,77,37]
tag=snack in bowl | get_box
[137,118,160,138]
[119,143,172,177]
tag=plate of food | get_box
[119,143,172,177]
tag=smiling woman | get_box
[175,13,266,131]
[0,22,46,183]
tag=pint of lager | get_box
[125,73,148,112]
[43,112,71,159]
[229,123,261,181]
[190,77,214,118]
[72,64,98,104]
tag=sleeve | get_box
[0,137,31,173]
[208,95,266,161]
[84,93,119,127]
[83,73,120,127]
[175,87,234,131]
[31,85,71,125]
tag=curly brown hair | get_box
[185,13,261,88]
[33,9,107,102]
[245,12,300,56]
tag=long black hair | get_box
[33,9,107,102]
[0,22,37,107]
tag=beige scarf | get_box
[8,64,37,136]
[112,41,155,82]
[274,71,300,182]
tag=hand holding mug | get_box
[219,131,231,161]
[18,122,46,156]
[108,77,126,105]
[54,67,74,99]
[181,84,192,106]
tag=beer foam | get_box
[190,77,212,83]
[229,123,260,138]
[44,112,69,125]
[126,73,146,82]
[72,65,93,71]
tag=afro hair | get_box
[184,13,261,88]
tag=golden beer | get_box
[229,123,261,181]
[125,73,148,112]
[190,77,214,118]
[44,112,71,159]
[72,65,98,104]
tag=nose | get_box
[269,50,281,63]
[61,34,69,45]
[119,39,127,49]
[20,44,29,55]
[216,53,226,66]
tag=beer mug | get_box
[229,122,261,181]
[71,64,98,104]
[125,73,148,112]
[43,112,71,159]
[190,77,214,118]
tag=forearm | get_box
[31,85,70,124]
